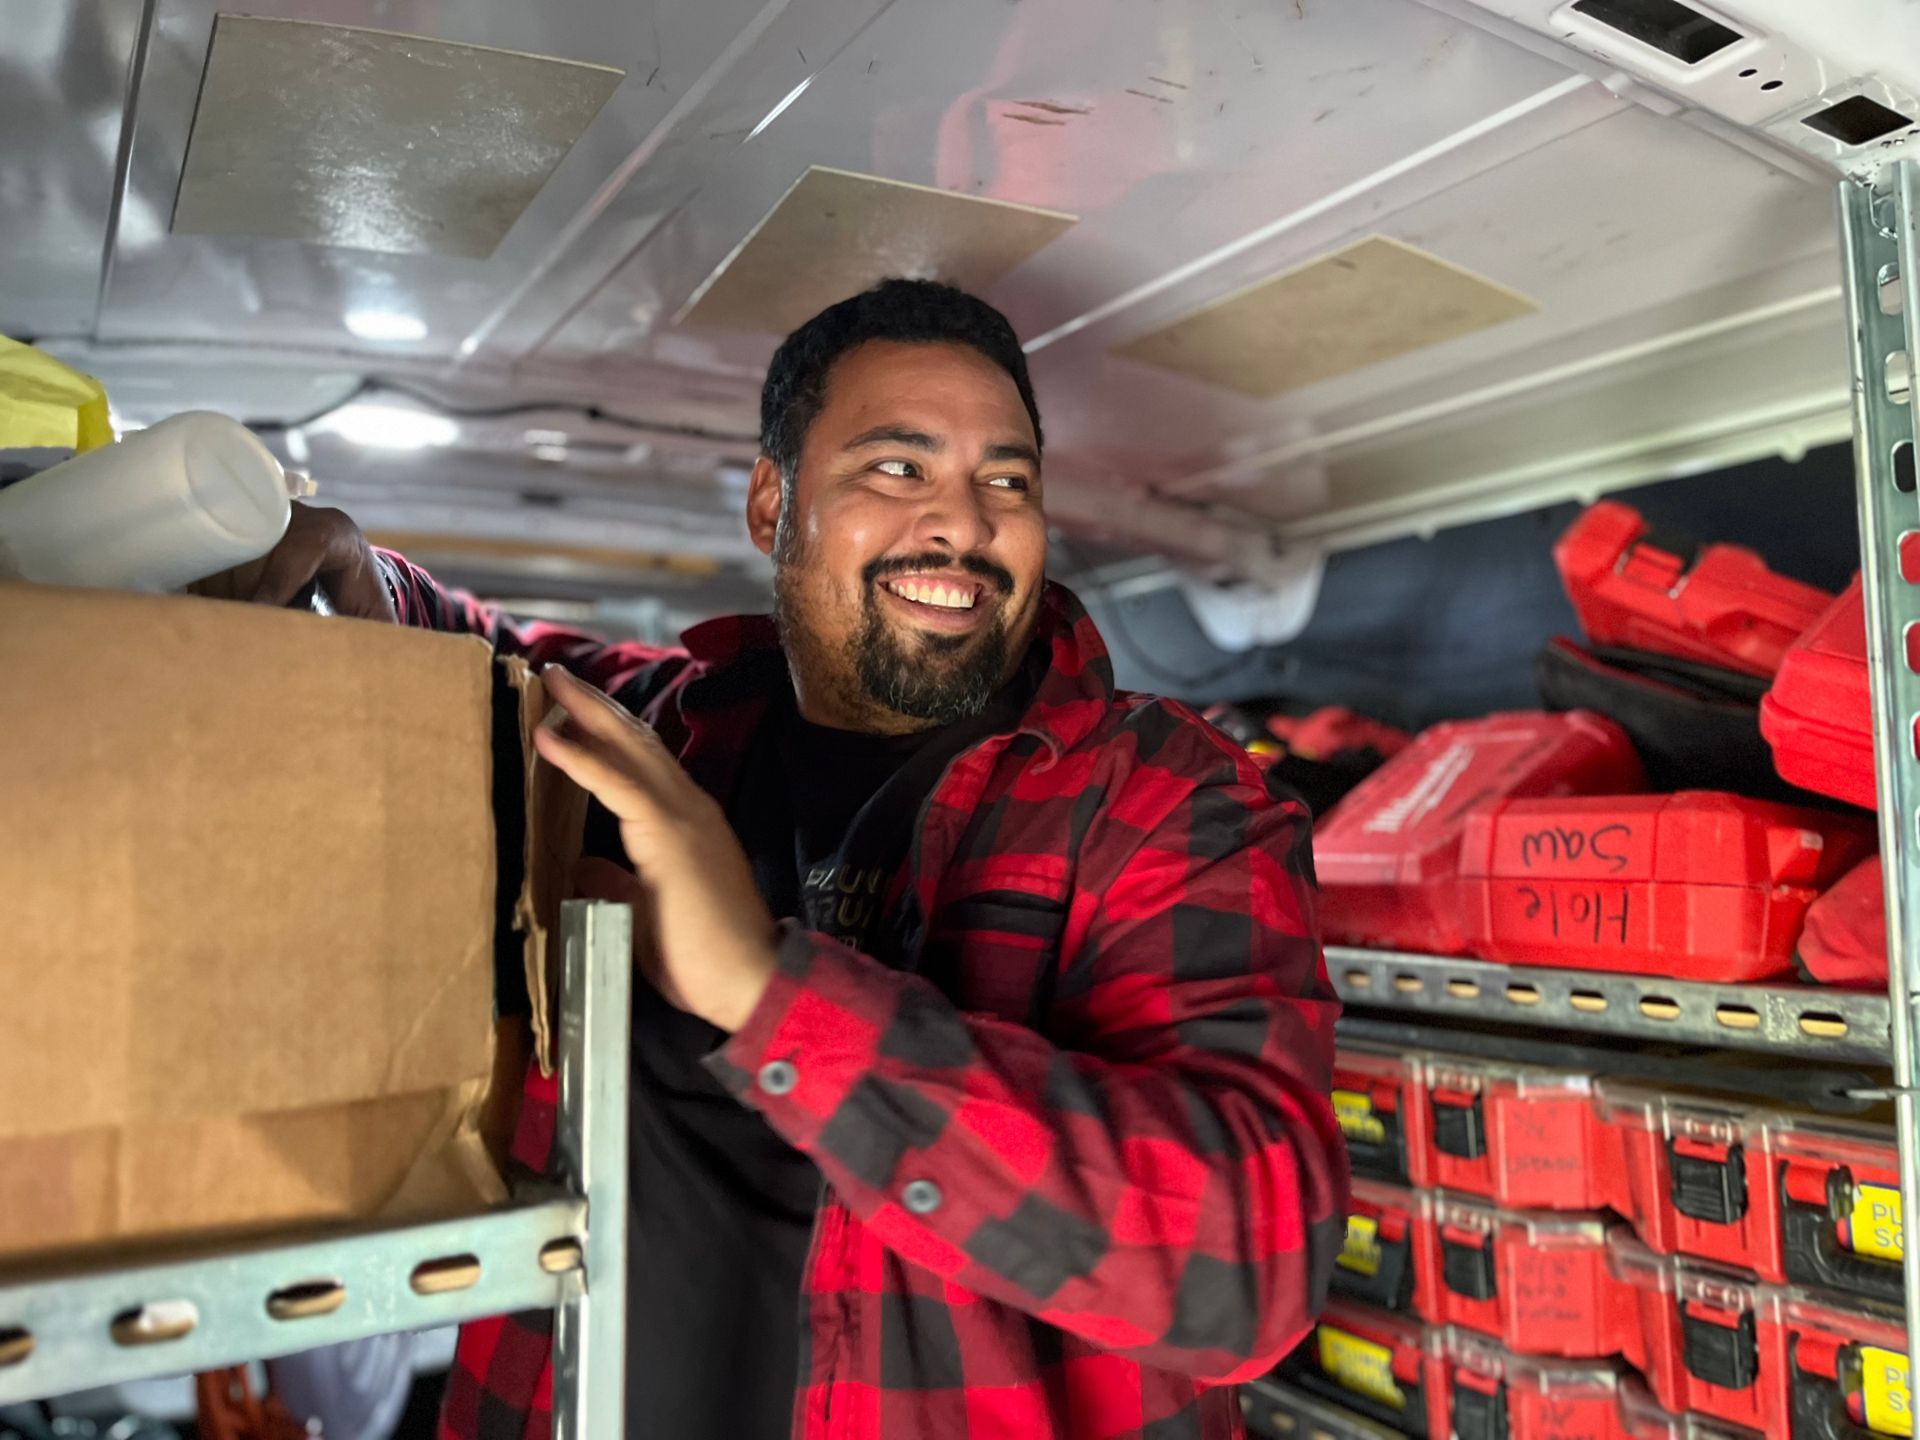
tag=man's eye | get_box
[987,475,1030,491]
[875,459,918,478]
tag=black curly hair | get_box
[758,278,1044,482]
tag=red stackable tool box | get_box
[1597,1081,1903,1308]
[1317,711,1644,955]
[1334,1043,1425,1187]
[1555,502,1834,679]
[1411,1192,1638,1359]
[1436,1329,1765,1440]
[1337,1178,1423,1317]
[1457,792,1872,980]
[1281,1300,1446,1438]
[1798,855,1888,989]
[1760,577,1876,811]
[1613,1235,1911,1439]
[1411,1049,1614,1209]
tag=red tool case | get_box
[1613,1236,1910,1439]
[1334,1044,1424,1187]
[1412,1050,1613,1209]
[1798,855,1887,989]
[1760,577,1875,811]
[1436,1329,1762,1440]
[1555,501,1834,678]
[1412,1192,1637,1358]
[1597,1081,1902,1307]
[1317,711,1644,955]
[1457,792,1872,980]
[1280,1300,1445,1437]
[1338,1178,1423,1316]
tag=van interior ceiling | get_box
[6,0,1920,1436]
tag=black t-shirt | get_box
[623,653,1042,1439]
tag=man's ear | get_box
[745,455,783,558]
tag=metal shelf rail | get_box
[1239,1375,1404,1440]
[0,900,633,1437]
[1326,946,1891,1064]
[1841,157,1920,1390]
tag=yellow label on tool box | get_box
[1859,1345,1911,1436]
[1848,1184,1905,1266]
[1333,1089,1386,1147]
[1318,1324,1405,1412]
[1339,1214,1384,1277]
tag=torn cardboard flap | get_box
[501,657,588,1076]
[0,582,564,1260]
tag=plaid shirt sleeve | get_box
[705,717,1349,1385]
[374,547,675,694]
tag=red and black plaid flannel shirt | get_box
[376,552,1348,1440]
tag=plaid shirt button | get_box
[902,1180,943,1215]
[758,1060,798,1096]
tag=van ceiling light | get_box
[172,16,623,259]
[677,167,1076,335]
[1113,236,1537,399]
[1802,95,1915,148]
[1569,0,1742,66]
[323,405,460,451]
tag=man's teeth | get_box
[884,578,976,610]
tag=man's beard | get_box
[774,533,1016,727]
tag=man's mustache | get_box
[863,552,1015,596]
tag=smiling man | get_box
[253,279,1346,1440]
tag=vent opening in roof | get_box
[1802,95,1915,147]
[1570,0,1742,65]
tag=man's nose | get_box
[911,483,992,556]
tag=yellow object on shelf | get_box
[0,335,112,454]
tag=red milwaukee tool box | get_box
[1457,792,1872,980]
[1333,1044,1424,1186]
[1337,1178,1423,1316]
[1317,711,1644,955]
[1760,577,1875,811]
[1555,502,1834,678]
[1436,1329,1761,1440]
[1614,1236,1910,1439]
[1279,1300,1445,1438]
[1798,855,1887,988]
[1412,1050,1612,1210]
[1597,1081,1902,1307]
[1411,1192,1637,1359]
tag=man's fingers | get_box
[533,714,668,826]
[541,668,673,759]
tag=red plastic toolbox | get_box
[1412,1193,1637,1358]
[1613,1236,1911,1438]
[1799,855,1887,989]
[1279,1300,1445,1438]
[1436,1329,1763,1440]
[1761,577,1875,811]
[1458,792,1872,980]
[1339,1178,1423,1316]
[1555,502,1833,678]
[1334,1044,1425,1187]
[1318,711,1644,955]
[1412,1050,1613,1209]
[1597,1081,1902,1306]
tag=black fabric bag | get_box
[1535,636,1819,804]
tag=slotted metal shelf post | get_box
[0,899,633,1438]
[1840,157,1920,1385]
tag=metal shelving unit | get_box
[0,900,633,1437]
[1239,1375,1404,1440]
[1328,946,1891,1064]
[1840,157,1920,1387]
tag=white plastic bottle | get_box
[0,410,305,592]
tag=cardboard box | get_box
[0,582,582,1263]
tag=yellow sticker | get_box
[1318,1324,1405,1412]
[1849,1184,1905,1266]
[1333,1089,1386,1147]
[1339,1215,1384,1278]
[1859,1345,1911,1437]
